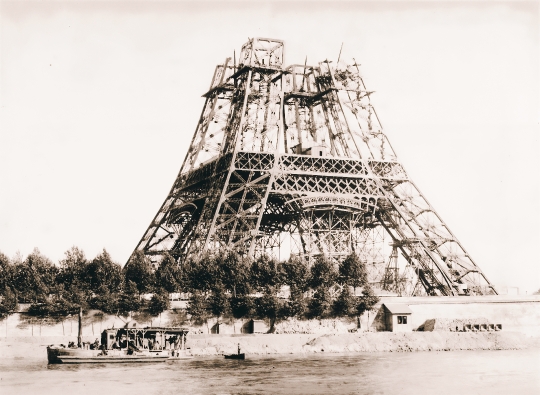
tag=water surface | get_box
[1,349,538,394]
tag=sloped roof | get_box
[383,303,413,314]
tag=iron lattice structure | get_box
[132,38,496,297]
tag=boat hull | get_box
[47,346,192,364]
[54,356,170,364]
[224,353,245,360]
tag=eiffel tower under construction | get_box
[131,38,496,297]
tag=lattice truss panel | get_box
[131,38,496,296]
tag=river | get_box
[1,348,539,394]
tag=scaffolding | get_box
[130,38,496,297]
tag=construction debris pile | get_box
[418,318,503,332]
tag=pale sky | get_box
[0,1,538,293]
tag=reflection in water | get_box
[1,349,539,394]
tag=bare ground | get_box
[1,331,538,362]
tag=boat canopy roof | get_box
[138,327,190,334]
[104,325,190,335]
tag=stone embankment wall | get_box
[1,295,539,340]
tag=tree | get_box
[257,287,280,320]
[250,255,280,291]
[57,247,91,307]
[279,256,310,292]
[0,287,17,319]
[185,253,220,292]
[355,284,379,317]
[148,289,170,316]
[187,291,209,324]
[0,252,17,318]
[57,247,87,289]
[332,286,356,317]
[88,285,119,314]
[230,295,256,319]
[208,285,230,318]
[27,296,77,321]
[117,280,143,316]
[155,253,183,293]
[309,255,337,289]
[279,285,307,319]
[307,286,332,319]
[339,253,368,290]
[0,252,14,292]
[220,251,250,296]
[86,249,122,293]
[26,256,80,323]
[84,249,123,312]
[13,248,58,303]
[124,251,155,294]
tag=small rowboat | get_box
[224,343,245,360]
[224,353,245,360]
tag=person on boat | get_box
[127,340,140,355]
[168,336,176,349]
[99,344,108,356]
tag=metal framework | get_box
[131,38,496,296]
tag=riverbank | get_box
[1,295,539,360]
[187,331,539,355]
[1,331,538,362]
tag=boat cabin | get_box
[47,322,193,364]
[101,324,190,351]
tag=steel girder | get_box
[131,38,497,296]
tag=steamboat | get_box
[47,311,193,364]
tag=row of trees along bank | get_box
[0,247,379,324]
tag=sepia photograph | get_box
[0,0,538,393]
